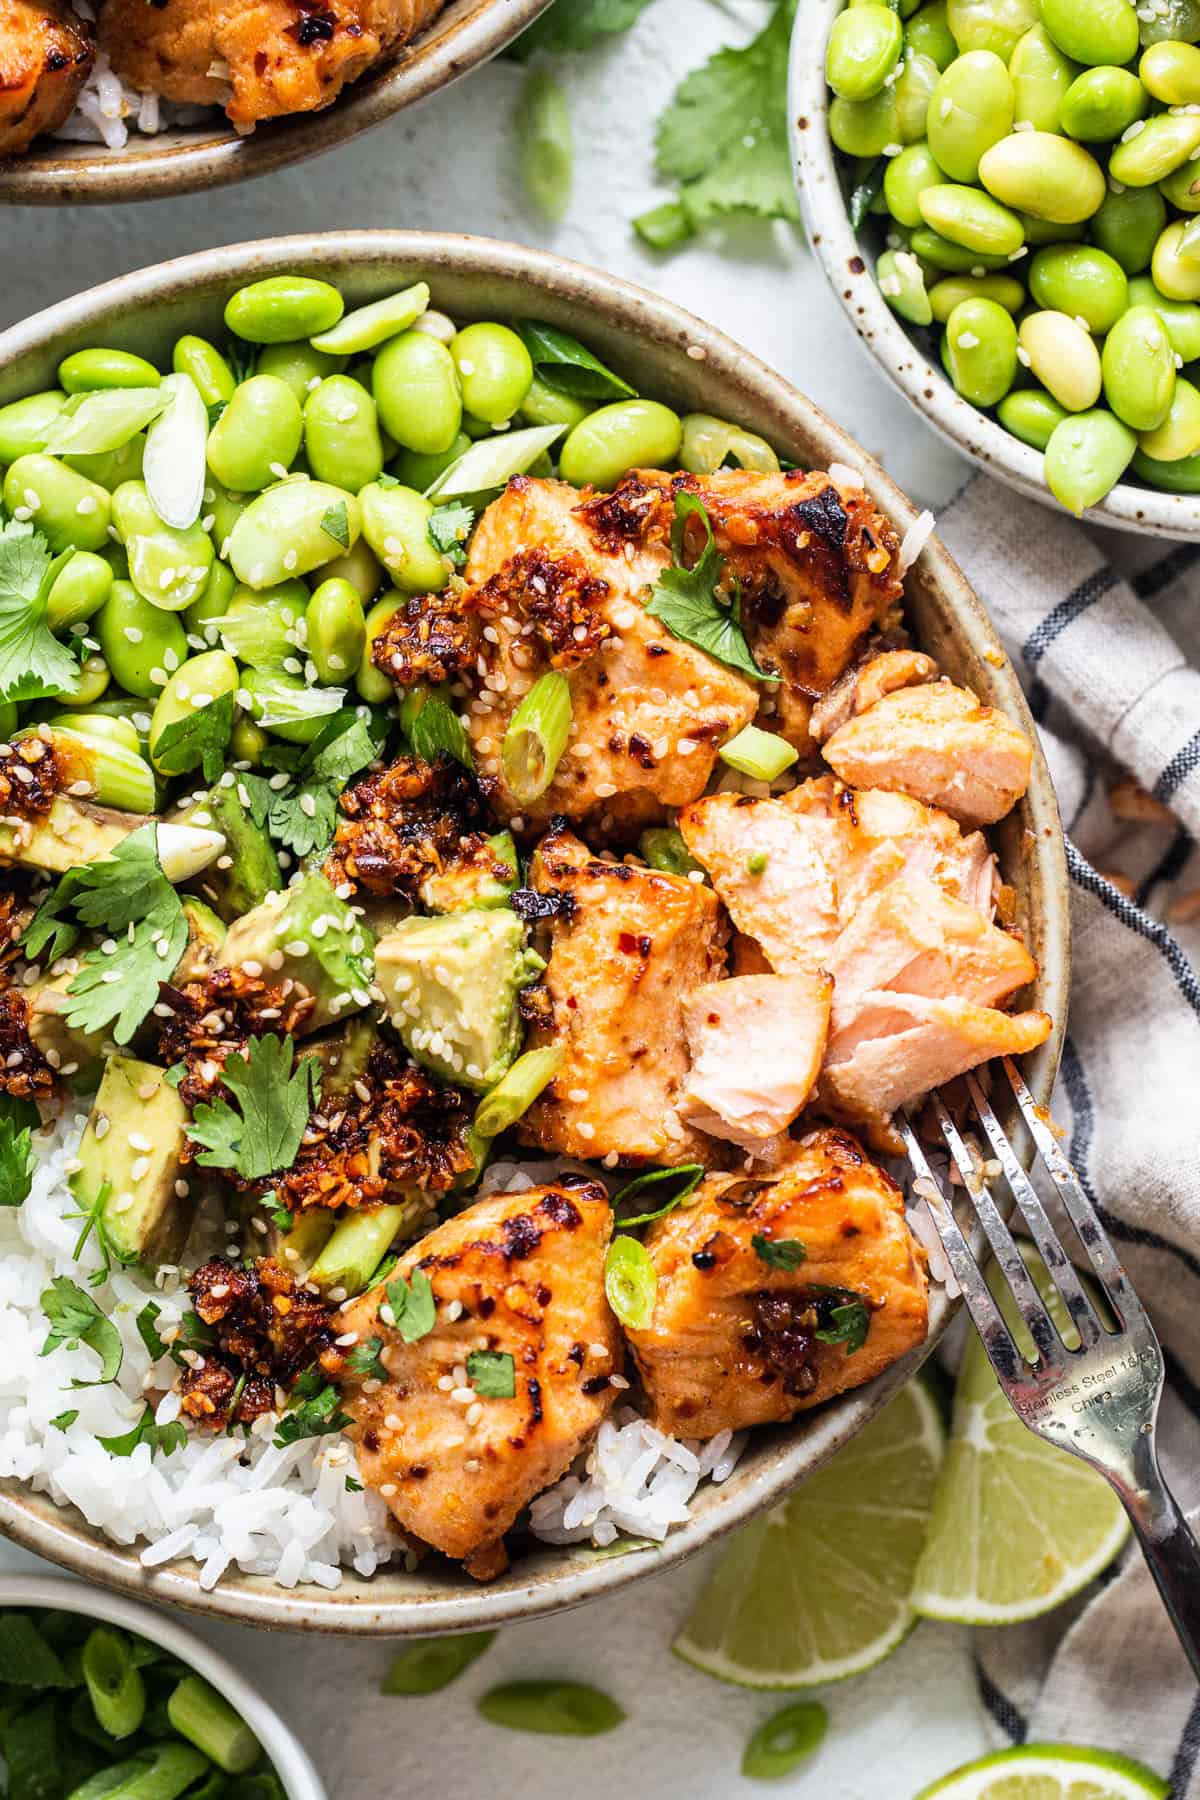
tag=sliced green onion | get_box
[308,1202,413,1297]
[82,1627,146,1741]
[741,1701,828,1780]
[382,1630,497,1695]
[474,1047,563,1139]
[637,826,703,878]
[143,372,208,531]
[104,1741,211,1799]
[478,1679,625,1736]
[633,201,696,253]
[65,1759,153,1800]
[424,423,567,500]
[604,1234,657,1331]
[502,670,571,804]
[166,1674,260,1775]
[516,70,574,222]
[43,387,166,456]
[408,693,474,770]
[310,281,431,355]
[718,724,798,781]
[611,1163,706,1229]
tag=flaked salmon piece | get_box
[333,1181,623,1568]
[822,679,1034,828]
[821,991,1052,1135]
[626,1130,928,1437]
[810,647,938,743]
[518,825,727,1164]
[579,468,904,749]
[678,793,841,975]
[682,972,833,1148]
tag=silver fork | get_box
[899,1057,1200,1682]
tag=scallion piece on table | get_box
[82,1627,146,1742]
[516,69,574,223]
[632,201,695,253]
[477,1679,625,1736]
[603,1235,657,1332]
[381,1630,497,1696]
[474,1047,564,1139]
[741,1701,828,1780]
[166,1674,260,1776]
[501,670,572,804]
[717,724,798,781]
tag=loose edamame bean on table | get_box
[826,0,1200,511]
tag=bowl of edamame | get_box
[0,230,1067,1636]
[0,1573,325,1796]
[793,0,1200,535]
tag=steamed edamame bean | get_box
[226,479,361,589]
[1127,275,1200,358]
[241,668,336,743]
[449,324,535,426]
[224,276,344,344]
[359,482,449,593]
[60,654,111,706]
[1009,25,1077,132]
[1141,40,1200,105]
[0,391,65,463]
[904,0,956,69]
[184,560,238,643]
[917,183,1024,255]
[217,583,308,668]
[1132,443,1200,489]
[826,4,904,100]
[358,595,405,703]
[978,131,1105,221]
[1059,67,1145,142]
[2,454,111,552]
[64,432,145,493]
[111,480,214,610]
[230,717,270,761]
[927,52,1015,183]
[303,375,385,491]
[893,51,941,140]
[95,580,188,698]
[318,537,384,606]
[1108,114,1200,188]
[1044,409,1137,514]
[206,374,303,493]
[877,248,934,323]
[1092,186,1167,272]
[1018,310,1103,410]
[1136,376,1200,459]
[944,297,1018,404]
[58,348,160,393]
[559,400,684,487]
[1038,0,1139,68]
[518,377,592,433]
[997,386,1069,447]
[254,340,346,400]
[148,650,239,771]
[45,551,113,633]
[829,89,903,158]
[945,0,1038,60]
[391,432,474,492]
[884,142,945,227]
[1159,162,1200,215]
[928,272,1025,319]
[173,336,236,411]
[307,578,367,682]
[1101,305,1176,430]
[1152,218,1200,299]
[909,228,1009,271]
[372,331,463,455]
[1028,244,1128,332]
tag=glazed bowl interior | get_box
[0,0,550,206]
[0,1572,325,1796]
[790,0,1200,542]
[0,231,1069,1634]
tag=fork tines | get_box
[899,1057,1150,1376]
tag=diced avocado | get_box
[306,1014,379,1094]
[213,871,375,1037]
[233,1196,335,1270]
[70,1056,190,1268]
[308,1199,430,1298]
[25,968,108,1092]
[375,908,543,1093]
[175,898,226,984]
[176,781,282,923]
[420,832,520,915]
[0,796,132,874]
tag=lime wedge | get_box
[914,1743,1170,1799]
[673,1379,943,1688]
[911,1246,1129,1625]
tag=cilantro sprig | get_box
[261,710,381,860]
[98,1405,188,1458]
[40,1276,122,1387]
[751,1233,807,1271]
[188,1034,321,1182]
[0,522,81,703]
[150,689,234,783]
[812,1287,871,1355]
[0,1096,36,1212]
[274,1377,351,1448]
[380,1270,437,1343]
[646,493,777,681]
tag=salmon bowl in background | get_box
[0,230,1068,1635]
[0,0,552,206]
[790,0,1200,542]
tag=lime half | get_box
[912,1248,1129,1625]
[673,1379,943,1688]
[915,1743,1170,1799]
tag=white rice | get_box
[52,43,218,151]
[897,508,937,576]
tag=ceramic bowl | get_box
[0,230,1069,1633]
[0,0,550,206]
[0,1572,325,1795]
[790,0,1200,541]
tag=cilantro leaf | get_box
[262,714,379,861]
[65,909,189,1045]
[812,1287,871,1355]
[49,1410,78,1432]
[511,0,657,57]
[135,1300,167,1360]
[20,887,78,964]
[0,522,80,703]
[40,1276,122,1387]
[0,1111,34,1210]
[646,493,777,681]
[345,1475,364,1493]
[466,1350,515,1398]
[97,1405,187,1458]
[149,690,234,783]
[751,1233,807,1271]
[514,321,636,402]
[653,0,799,229]
[346,1335,387,1380]
[304,714,379,786]
[427,502,475,568]
[611,1162,705,1229]
[408,696,474,770]
[320,502,351,549]
[273,1382,351,1447]
[381,1270,436,1343]
[70,824,172,933]
[267,781,338,860]
[188,1034,320,1181]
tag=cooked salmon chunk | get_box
[678,794,842,975]
[100,0,440,129]
[810,647,938,742]
[518,825,727,1163]
[823,679,1034,828]
[0,0,92,155]
[627,1130,928,1437]
[578,469,905,749]
[682,972,832,1150]
[333,1181,623,1569]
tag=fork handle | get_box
[1124,1461,1200,1685]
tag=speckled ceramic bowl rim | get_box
[0,1573,325,1795]
[0,230,1068,1635]
[790,0,1200,542]
[0,0,551,206]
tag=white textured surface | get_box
[0,1,981,1791]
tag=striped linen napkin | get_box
[935,475,1200,1786]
